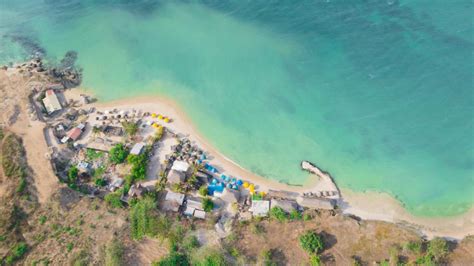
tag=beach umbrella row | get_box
[151,113,171,123]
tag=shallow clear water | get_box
[1,0,473,216]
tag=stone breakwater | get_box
[301,160,340,200]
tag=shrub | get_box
[290,210,302,220]
[127,152,148,182]
[389,246,399,265]
[39,215,47,225]
[198,186,208,197]
[404,240,422,254]
[95,178,107,187]
[183,235,200,251]
[16,177,27,193]
[109,144,128,164]
[105,238,124,266]
[104,191,123,208]
[5,242,28,264]
[258,249,276,266]
[427,237,448,263]
[309,254,321,266]
[68,166,79,183]
[299,231,324,254]
[86,149,104,161]
[202,198,214,213]
[195,250,226,266]
[269,207,287,222]
[153,251,189,266]
[168,224,186,249]
[67,242,74,252]
[1,135,26,179]
[303,213,312,221]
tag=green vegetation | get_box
[269,207,287,222]
[1,134,28,194]
[153,126,165,142]
[183,235,200,251]
[299,231,324,254]
[109,144,128,164]
[202,198,214,213]
[104,191,123,208]
[66,242,74,252]
[86,149,104,161]
[290,210,302,220]
[68,166,79,183]
[426,237,448,263]
[153,251,189,266]
[198,186,208,197]
[404,240,422,254]
[258,249,276,266]
[389,246,399,266]
[95,178,107,187]
[130,197,159,240]
[309,254,321,266]
[195,250,226,266]
[171,183,187,194]
[105,237,124,266]
[39,215,47,225]
[121,121,139,137]
[127,152,148,182]
[4,242,28,264]
[303,213,313,221]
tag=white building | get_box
[42,89,62,114]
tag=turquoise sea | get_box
[1,0,473,217]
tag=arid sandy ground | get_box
[0,67,58,203]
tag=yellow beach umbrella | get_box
[164,117,170,123]
[158,114,163,119]
[151,113,157,118]
[243,182,249,188]
[259,191,266,197]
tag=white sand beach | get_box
[65,88,474,240]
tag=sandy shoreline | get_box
[68,88,474,239]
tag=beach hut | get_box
[162,190,185,212]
